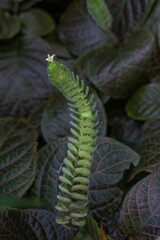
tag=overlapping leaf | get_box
[126,83,160,120]
[121,172,160,239]
[0,118,37,197]
[31,137,140,220]
[127,130,160,181]
[58,0,109,56]
[0,209,71,239]
[85,28,154,98]
[41,91,107,142]
[20,8,55,36]
[105,0,156,38]
[0,37,53,117]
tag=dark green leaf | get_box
[106,0,156,39]
[0,118,37,197]
[0,209,71,239]
[145,0,160,35]
[75,216,102,240]
[87,0,112,31]
[126,83,160,120]
[0,0,39,11]
[85,28,154,98]
[0,10,20,39]
[58,0,109,56]
[127,130,160,181]
[0,194,49,209]
[0,37,53,117]
[20,8,55,36]
[41,91,107,142]
[121,172,160,239]
[31,137,139,220]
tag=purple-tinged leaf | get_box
[127,130,160,181]
[0,37,53,117]
[121,172,160,239]
[41,91,107,142]
[0,209,71,239]
[106,0,156,39]
[126,83,160,120]
[31,137,139,220]
[85,28,154,98]
[0,118,37,197]
[58,0,109,56]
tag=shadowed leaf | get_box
[126,83,160,120]
[0,10,20,39]
[145,0,160,35]
[121,172,160,239]
[127,130,160,181]
[0,118,37,197]
[0,209,71,239]
[20,8,55,36]
[0,37,53,117]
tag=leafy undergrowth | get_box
[0,0,160,239]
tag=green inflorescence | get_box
[47,54,97,228]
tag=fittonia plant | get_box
[46,54,98,228]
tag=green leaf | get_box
[0,36,53,117]
[0,194,49,209]
[0,118,37,197]
[20,8,55,37]
[0,209,71,239]
[75,216,102,240]
[85,28,154,98]
[121,172,160,239]
[126,83,160,120]
[0,10,20,39]
[86,0,112,31]
[41,91,107,142]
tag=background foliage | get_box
[0,0,160,239]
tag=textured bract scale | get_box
[47,55,97,228]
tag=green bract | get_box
[47,55,97,228]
